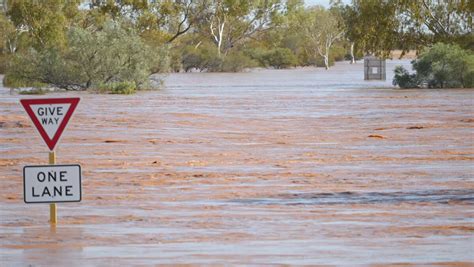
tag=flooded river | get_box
[1,61,473,265]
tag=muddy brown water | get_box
[1,61,473,265]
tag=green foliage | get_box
[331,45,346,62]
[96,81,137,94]
[339,0,473,57]
[263,48,297,69]
[0,54,10,74]
[245,47,297,69]
[414,43,473,88]
[392,66,419,88]
[7,0,80,49]
[395,0,472,50]
[295,6,343,69]
[181,42,222,72]
[221,51,257,72]
[3,71,48,88]
[206,0,285,56]
[2,0,470,80]
[314,54,335,68]
[393,43,474,88]
[5,21,159,90]
[181,42,256,72]
[340,1,399,58]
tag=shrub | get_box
[181,42,222,72]
[3,68,49,88]
[315,54,335,68]
[0,54,11,74]
[344,50,364,61]
[243,47,268,67]
[413,43,473,88]
[395,43,474,89]
[263,48,297,69]
[97,81,137,94]
[392,66,419,88]
[221,51,256,72]
[182,43,255,72]
[4,20,158,90]
[331,45,346,62]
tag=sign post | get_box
[20,97,81,224]
[49,151,57,224]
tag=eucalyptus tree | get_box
[87,0,210,44]
[297,6,344,69]
[342,0,472,58]
[395,0,472,50]
[0,12,17,53]
[6,0,80,50]
[341,0,399,58]
[205,0,284,57]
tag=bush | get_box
[3,70,49,88]
[243,47,268,67]
[315,55,335,68]
[96,81,136,94]
[392,66,419,88]
[413,43,473,88]
[0,54,11,74]
[221,51,256,72]
[331,45,346,62]
[181,42,222,72]
[395,43,474,89]
[263,48,297,69]
[4,20,158,90]
[344,50,364,61]
[182,43,256,72]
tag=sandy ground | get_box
[0,61,473,265]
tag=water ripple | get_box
[231,189,474,205]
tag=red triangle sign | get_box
[20,98,80,151]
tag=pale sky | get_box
[304,0,351,7]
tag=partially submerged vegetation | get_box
[0,0,472,92]
[393,43,474,89]
[5,22,156,91]
[96,81,137,95]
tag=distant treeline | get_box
[0,0,472,91]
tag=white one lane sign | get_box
[24,164,81,203]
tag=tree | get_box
[396,0,473,50]
[6,0,80,49]
[0,12,20,54]
[331,1,356,63]
[88,0,210,44]
[205,0,284,57]
[341,0,399,58]
[297,6,343,69]
[343,0,473,58]
[393,43,474,88]
[5,20,157,90]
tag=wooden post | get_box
[49,151,57,224]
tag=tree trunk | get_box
[217,41,221,57]
[210,19,225,57]
[217,21,224,57]
[350,42,355,64]
[324,54,329,70]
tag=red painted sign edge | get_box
[20,97,80,151]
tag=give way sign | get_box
[20,98,80,151]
